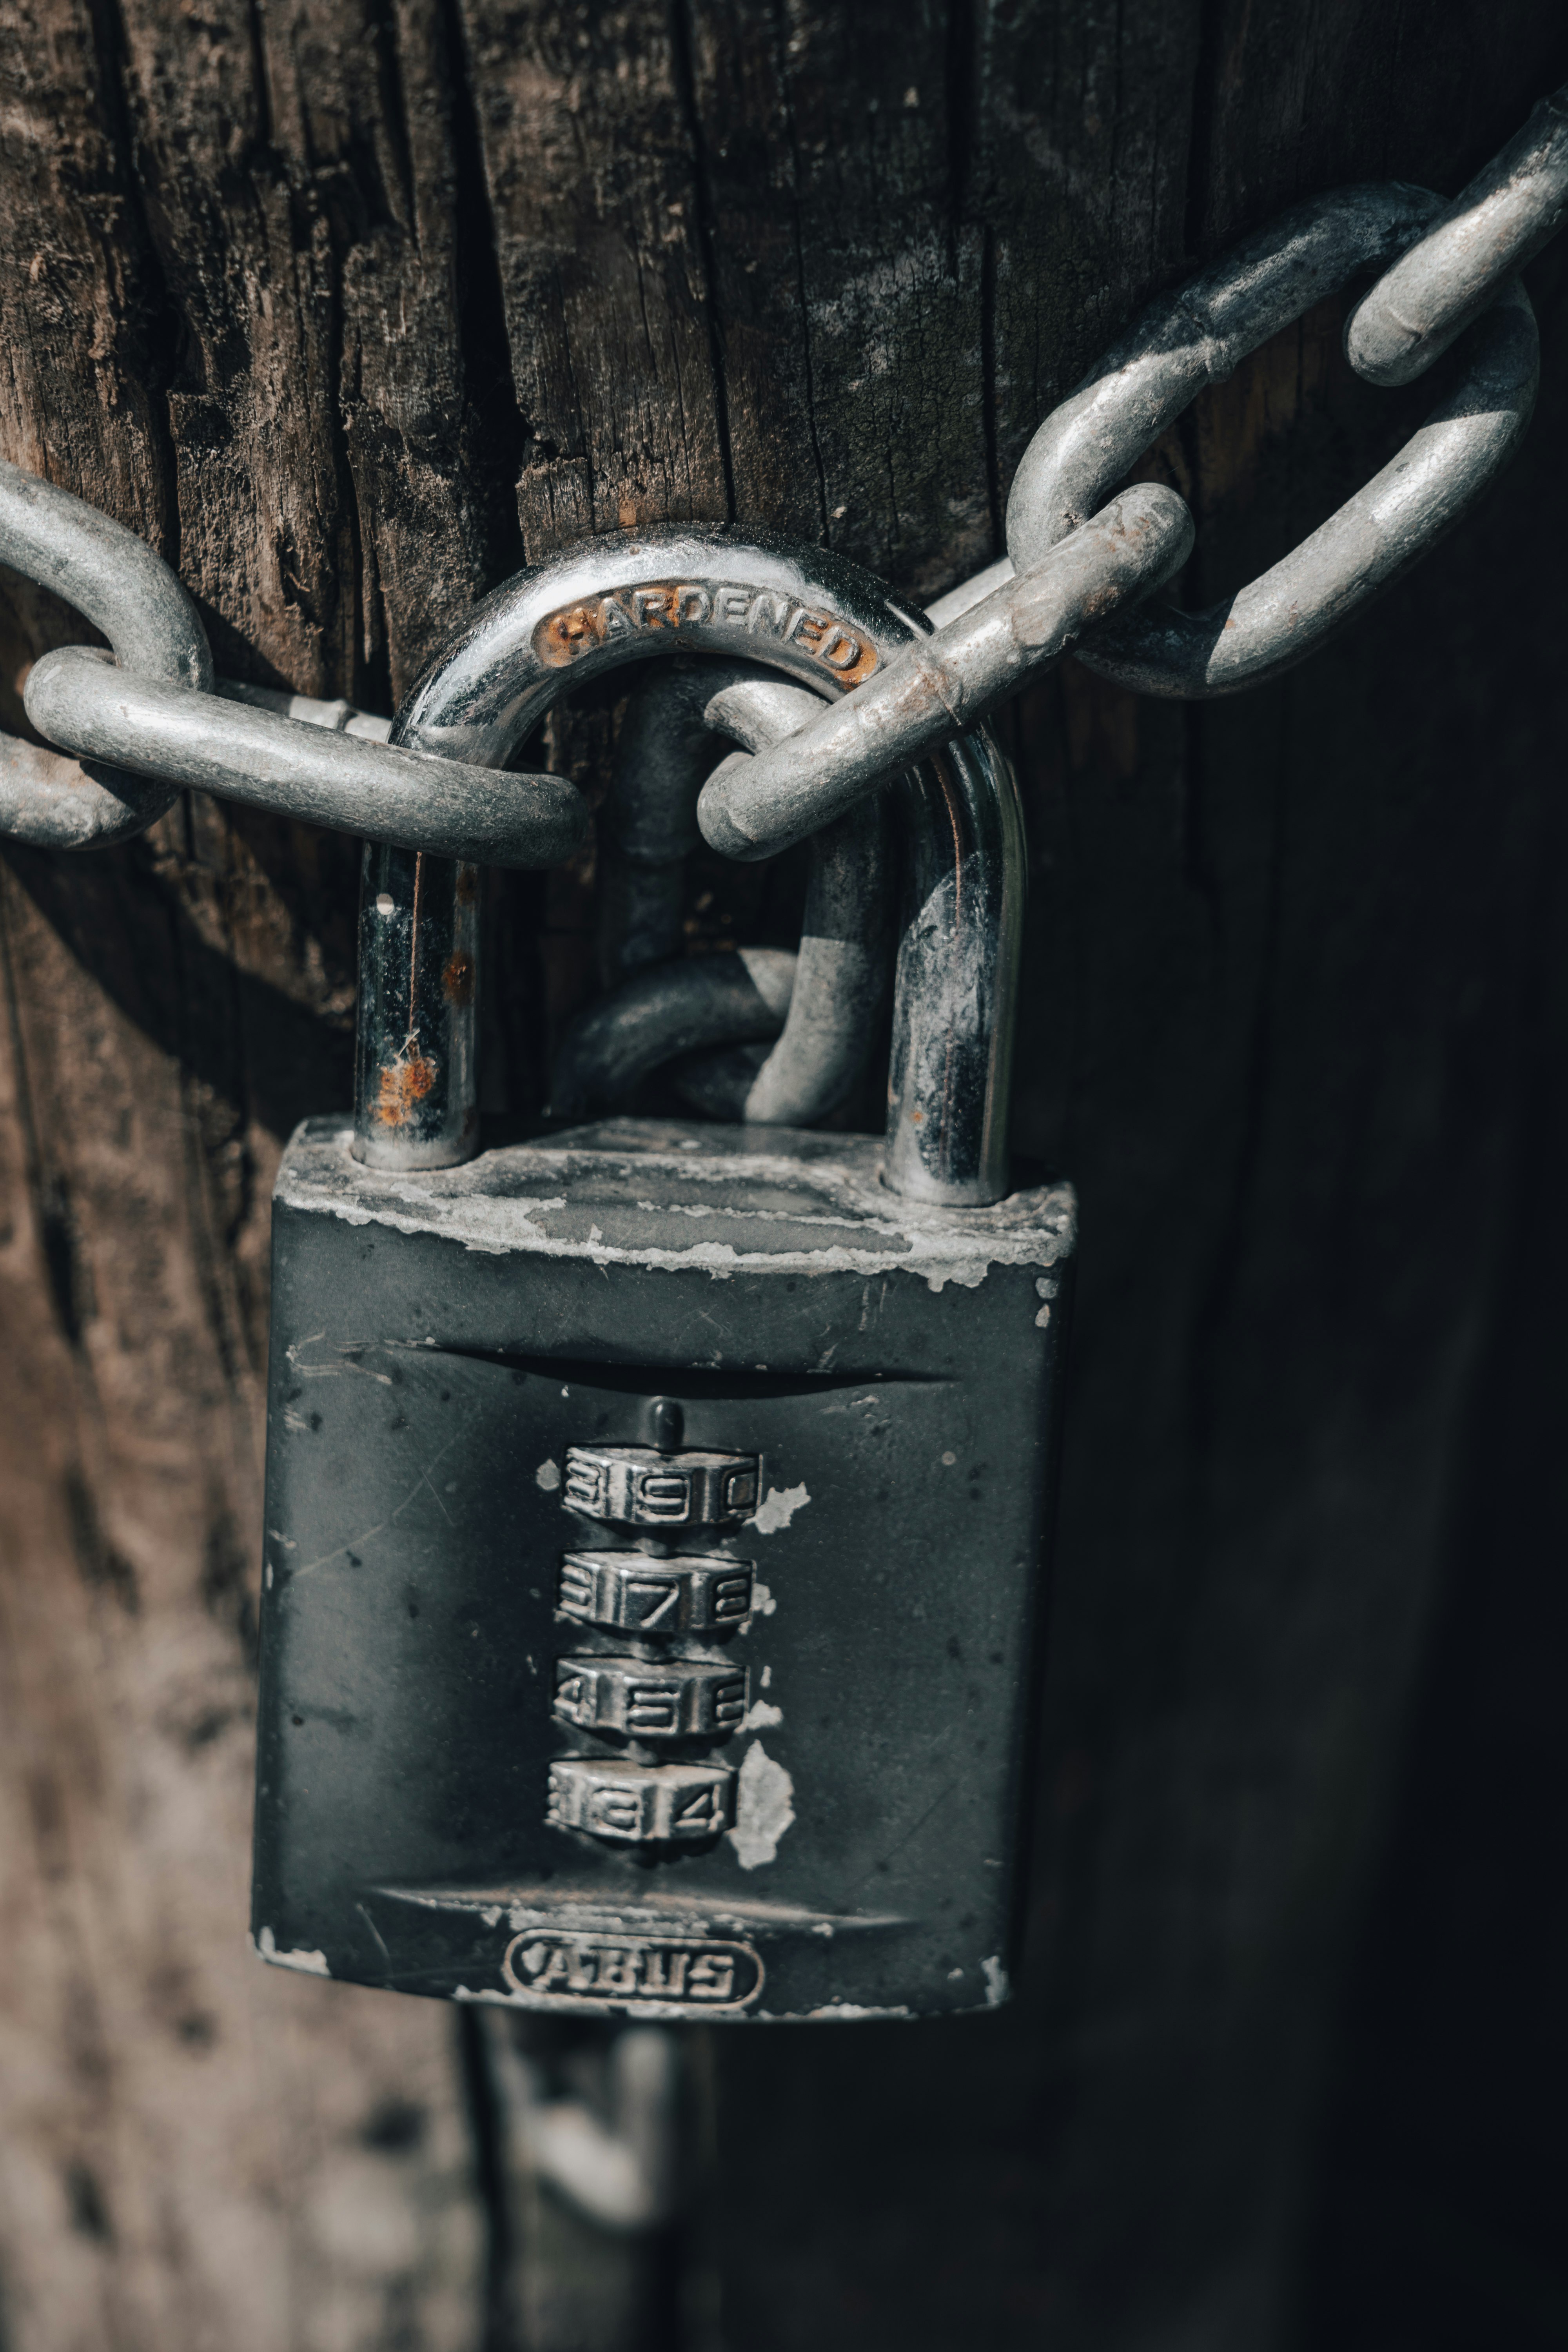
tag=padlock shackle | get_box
[360,526,1022,1205]
[889,726,1025,1203]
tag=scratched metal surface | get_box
[255,1118,1073,2022]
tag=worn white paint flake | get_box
[254,1925,330,1977]
[535,1457,561,1492]
[728,1742,796,1869]
[277,1125,1076,1298]
[806,2002,915,2021]
[750,1482,809,1534]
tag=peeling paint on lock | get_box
[253,1117,1074,2021]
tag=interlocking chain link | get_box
[1010,200,1536,701]
[1348,87,1568,385]
[2,79,1565,866]
[0,462,211,848]
[0,460,586,866]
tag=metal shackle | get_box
[367,525,1026,1205]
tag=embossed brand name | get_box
[535,580,880,687]
[502,1930,764,2009]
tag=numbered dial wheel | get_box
[546,1755,734,1844]
[563,1444,759,1529]
[557,1551,754,1636]
[553,1654,749,1740]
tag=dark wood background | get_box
[2,3,1566,2346]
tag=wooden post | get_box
[1,4,1566,2345]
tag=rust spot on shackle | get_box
[374,1053,438,1126]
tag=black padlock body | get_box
[252,1116,1074,2022]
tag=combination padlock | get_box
[252,527,1075,2021]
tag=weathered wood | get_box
[0,821,483,2349]
[2,1,1567,2346]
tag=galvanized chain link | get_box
[0,459,587,868]
[5,90,1565,862]
[1347,87,1568,387]
[702,147,1555,851]
[0,80,1565,1142]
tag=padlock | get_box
[252,527,1075,2021]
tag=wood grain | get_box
[1,2,1566,2346]
[0,834,481,2349]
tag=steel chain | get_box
[1,80,1565,867]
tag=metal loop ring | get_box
[1005,185,1539,699]
[698,678,887,1125]
[1347,83,1568,388]
[1,459,589,865]
[0,457,212,848]
[25,644,588,867]
[551,943,801,1116]
[551,663,890,1126]
[694,484,1192,863]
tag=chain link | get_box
[1347,87,1568,387]
[24,642,588,868]
[0,459,210,847]
[0,460,586,867]
[1010,199,1536,700]
[697,485,1191,862]
[2,81,1565,868]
